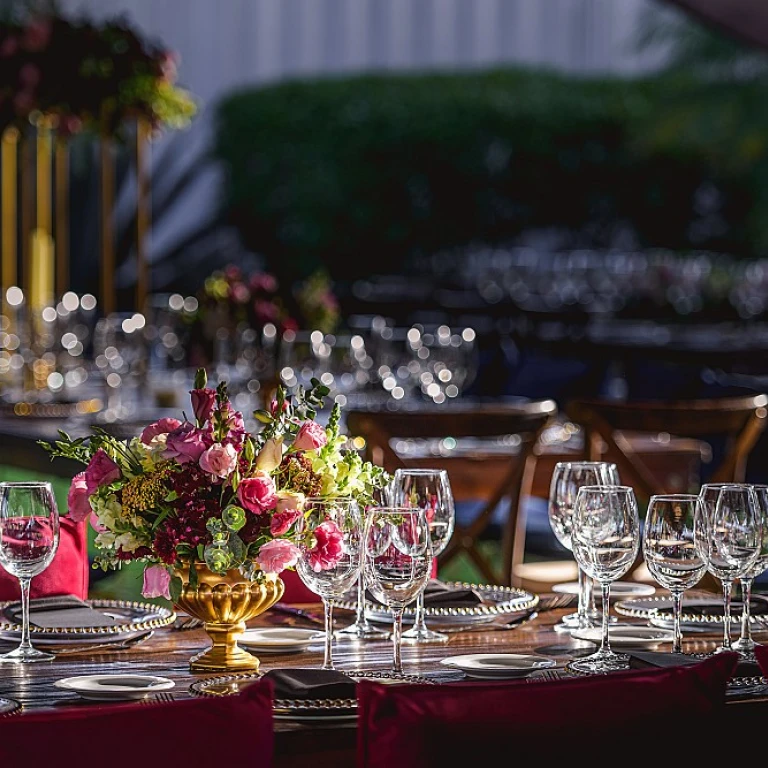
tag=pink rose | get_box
[190,387,216,424]
[270,508,301,536]
[238,471,278,513]
[270,399,288,417]
[140,417,182,445]
[84,449,121,494]
[293,421,327,451]
[164,422,207,465]
[257,539,300,575]
[141,565,171,600]
[199,443,238,479]
[308,520,344,572]
[67,472,91,522]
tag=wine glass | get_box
[548,461,620,630]
[568,485,640,674]
[389,468,455,643]
[294,497,362,670]
[696,484,761,654]
[363,506,432,674]
[732,484,768,659]
[643,494,708,654]
[0,482,60,663]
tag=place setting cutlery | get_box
[48,630,155,656]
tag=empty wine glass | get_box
[696,484,761,654]
[390,468,455,643]
[732,484,768,659]
[548,461,620,630]
[643,495,708,654]
[363,506,432,674]
[568,485,640,674]
[0,482,60,663]
[294,497,362,670]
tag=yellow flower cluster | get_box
[121,464,171,516]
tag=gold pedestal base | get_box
[190,621,259,672]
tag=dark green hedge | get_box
[215,67,765,285]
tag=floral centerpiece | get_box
[42,369,388,670]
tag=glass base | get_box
[567,650,630,675]
[0,644,55,663]
[732,636,756,659]
[336,619,390,640]
[401,625,448,644]
[557,610,616,631]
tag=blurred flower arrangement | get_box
[41,368,388,601]
[0,1,196,136]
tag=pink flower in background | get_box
[190,387,216,424]
[84,449,121,494]
[141,565,171,600]
[164,422,207,465]
[140,417,182,444]
[270,398,288,417]
[257,539,300,574]
[67,472,91,522]
[270,508,301,536]
[293,421,327,451]
[231,283,250,304]
[308,521,343,572]
[199,443,238,479]
[22,19,51,52]
[238,471,278,513]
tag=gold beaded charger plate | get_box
[190,670,435,722]
[0,697,21,717]
[0,599,176,645]
[339,582,539,626]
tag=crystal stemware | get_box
[643,494,708,654]
[390,468,455,644]
[548,461,620,630]
[0,482,60,663]
[697,484,761,654]
[567,485,640,674]
[294,497,362,670]
[363,506,432,674]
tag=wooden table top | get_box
[0,592,765,767]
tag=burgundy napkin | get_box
[261,668,357,700]
[754,644,768,677]
[4,595,119,629]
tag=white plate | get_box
[239,627,324,653]
[439,653,556,679]
[552,582,656,598]
[570,625,675,648]
[54,674,175,701]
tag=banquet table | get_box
[1,595,766,768]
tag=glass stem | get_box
[392,607,403,674]
[600,582,611,655]
[722,580,733,651]
[19,577,31,650]
[322,597,334,670]
[740,577,753,647]
[355,575,366,628]
[671,590,683,654]
[585,573,597,616]
[412,589,426,633]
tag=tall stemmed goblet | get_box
[548,461,620,630]
[732,485,768,659]
[568,485,640,674]
[0,482,60,663]
[337,488,390,641]
[294,497,362,670]
[643,495,708,654]
[390,468,455,644]
[696,484,761,654]
[363,506,432,674]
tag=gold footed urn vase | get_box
[173,563,284,672]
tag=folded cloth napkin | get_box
[261,668,358,700]
[628,650,762,678]
[4,595,119,629]
[755,645,768,677]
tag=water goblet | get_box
[696,484,761,654]
[363,506,432,674]
[732,484,768,659]
[0,482,60,663]
[567,485,640,674]
[643,494,708,654]
[294,497,362,670]
[548,461,620,630]
[389,468,455,643]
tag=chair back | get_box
[346,400,557,585]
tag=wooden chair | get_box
[346,399,557,586]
